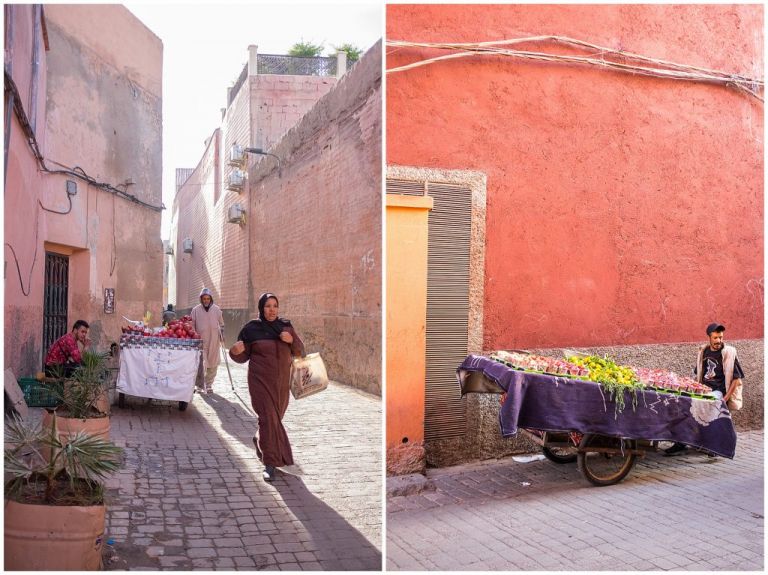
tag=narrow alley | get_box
[102,362,381,570]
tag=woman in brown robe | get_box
[230,292,304,481]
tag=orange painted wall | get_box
[386,195,433,447]
[387,4,764,349]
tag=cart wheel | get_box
[118,392,126,409]
[178,401,188,411]
[542,446,578,464]
[577,434,636,486]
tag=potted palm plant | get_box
[44,350,112,443]
[4,413,123,570]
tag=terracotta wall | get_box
[387,4,764,350]
[247,41,382,394]
[5,5,163,377]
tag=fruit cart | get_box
[116,333,203,411]
[457,354,738,486]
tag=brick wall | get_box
[247,41,382,394]
[172,132,221,310]
[171,65,339,341]
[251,75,337,150]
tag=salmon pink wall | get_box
[5,5,163,378]
[387,4,764,349]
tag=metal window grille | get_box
[42,252,69,366]
[256,54,337,77]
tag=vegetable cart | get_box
[116,334,203,411]
[457,354,737,486]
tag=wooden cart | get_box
[457,355,737,487]
[522,429,677,486]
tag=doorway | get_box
[42,252,69,365]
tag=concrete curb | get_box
[386,473,436,498]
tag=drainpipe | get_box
[29,4,41,134]
[4,5,15,185]
[246,45,257,317]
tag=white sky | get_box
[123,2,383,238]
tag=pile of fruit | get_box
[633,368,712,395]
[567,354,644,416]
[156,315,200,340]
[492,350,590,378]
[121,315,200,340]
[567,355,640,388]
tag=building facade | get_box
[169,44,382,394]
[169,48,344,344]
[247,42,383,395]
[386,4,764,470]
[5,4,163,378]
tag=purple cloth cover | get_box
[457,355,737,458]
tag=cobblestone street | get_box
[103,362,382,570]
[388,430,763,571]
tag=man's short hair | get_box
[73,319,90,331]
[706,322,725,335]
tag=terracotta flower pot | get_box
[4,499,105,570]
[94,389,111,416]
[42,410,110,442]
[41,411,111,463]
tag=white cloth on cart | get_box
[117,346,199,402]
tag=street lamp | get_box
[244,147,282,178]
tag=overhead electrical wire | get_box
[386,35,764,102]
[4,69,166,212]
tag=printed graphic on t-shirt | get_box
[704,358,718,381]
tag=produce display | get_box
[121,315,200,340]
[490,350,718,417]
[491,350,590,378]
[567,355,640,388]
[633,368,712,395]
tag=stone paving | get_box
[387,430,764,571]
[102,362,382,571]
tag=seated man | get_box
[44,319,91,377]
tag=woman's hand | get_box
[279,330,293,344]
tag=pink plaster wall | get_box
[387,4,764,349]
[5,5,51,376]
[4,5,163,377]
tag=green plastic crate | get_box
[18,377,63,408]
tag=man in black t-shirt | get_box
[664,322,744,456]
[696,323,744,398]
